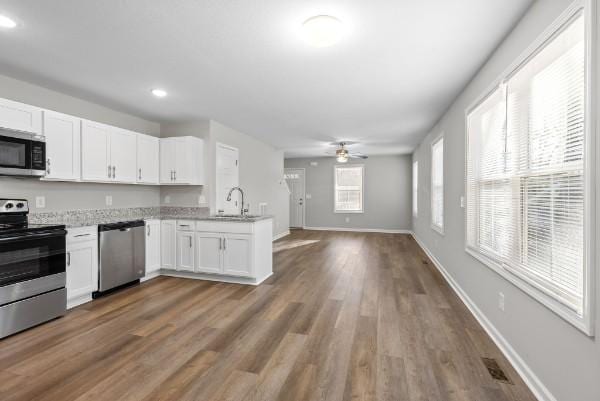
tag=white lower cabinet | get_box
[144,220,161,280]
[195,233,223,274]
[160,219,272,284]
[222,234,252,277]
[176,231,195,272]
[161,220,177,270]
[66,226,98,309]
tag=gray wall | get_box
[412,1,600,400]
[160,120,290,238]
[0,74,161,212]
[284,155,412,231]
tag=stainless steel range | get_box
[0,199,67,339]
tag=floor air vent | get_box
[482,357,513,384]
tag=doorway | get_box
[216,143,239,214]
[285,168,305,228]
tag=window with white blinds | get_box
[334,165,364,213]
[431,137,444,232]
[413,161,418,217]
[466,13,588,323]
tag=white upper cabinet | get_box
[81,120,111,182]
[159,136,204,185]
[42,110,81,181]
[137,134,159,184]
[110,128,137,183]
[0,98,42,134]
[81,121,137,183]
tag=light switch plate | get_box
[306,194,312,199]
[460,196,465,208]
[105,195,113,206]
[35,196,46,208]
[310,161,318,166]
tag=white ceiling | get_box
[0,0,532,157]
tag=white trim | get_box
[284,167,306,228]
[273,230,291,241]
[333,164,365,214]
[161,269,272,286]
[411,233,557,401]
[141,270,161,283]
[303,226,411,234]
[463,1,594,335]
[430,133,445,234]
[67,294,93,310]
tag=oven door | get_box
[0,229,67,306]
[0,131,46,176]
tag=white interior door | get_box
[285,168,305,228]
[216,143,239,214]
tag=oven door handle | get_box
[0,229,68,243]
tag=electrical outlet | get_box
[460,196,465,208]
[105,195,113,206]
[306,194,312,199]
[35,196,45,208]
[498,292,505,311]
[164,195,171,204]
[345,217,350,223]
[198,195,206,204]
[310,161,318,166]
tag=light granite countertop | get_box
[29,207,272,228]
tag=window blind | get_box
[334,165,363,212]
[466,14,585,314]
[431,137,444,231]
[413,161,418,217]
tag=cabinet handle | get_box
[147,225,151,236]
[74,233,91,238]
[223,238,226,250]
[171,170,174,181]
[189,236,192,248]
[219,237,222,250]
[139,168,142,180]
[108,165,111,178]
[67,252,71,266]
[174,170,177,181]
[46,158,51,175]
[112,166,116,178]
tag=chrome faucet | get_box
[226,187,246,216]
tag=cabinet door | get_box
[81,120,111,181]
[145,220,161,273]
[110,129,137,183]
[0,98,42,134]
[176,231,195,272]
[174,137,191,184]
[195,233,222,274]
[43,110,81,181]
[137,135,159,184]
[222,234,252,277]
[66,239,98,302]
[159,138,176,183]
[161,220,176,269]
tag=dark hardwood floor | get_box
[0,230,537,401]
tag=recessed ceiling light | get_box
[302,15,344,47]
[0,14,17,29]
[151,88,167,98]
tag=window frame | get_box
[333,164,365,214]
[413,160,419,217]
[431,133,445,234]
[464,0,595,335]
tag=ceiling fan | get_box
[329,142,368,163]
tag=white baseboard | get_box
[303,226,411,234]
[411,233,556,401]
[160,269,272,286]
[141,270,161,283]
[273,230,291,241]
[67,294,92,310]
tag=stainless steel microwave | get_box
[0,130,46,177]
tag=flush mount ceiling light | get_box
[151,88,167,98]
[0,14,17,29]
[336,147,349,163]
[302,15,344,47]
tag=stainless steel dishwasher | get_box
[94,220,145,297]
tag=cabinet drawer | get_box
[195,221,253,234]
[176,220,195,231]
[67,226,98,243]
